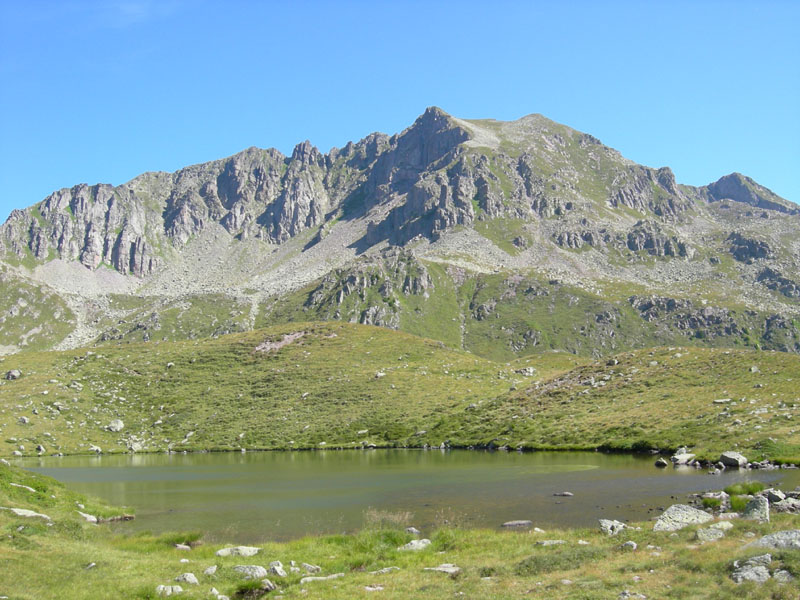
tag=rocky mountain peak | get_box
[706,172,797,215]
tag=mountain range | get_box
[1,107,798,357]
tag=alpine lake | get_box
[18,449,800,542]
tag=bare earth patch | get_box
[255,331,306,353]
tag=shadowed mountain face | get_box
[1,108,798,356]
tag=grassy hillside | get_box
[2,322,799,462]
[431,346,800,462]
[1,322,562,457]
[1,460,799,599]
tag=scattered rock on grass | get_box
[175,573,198,585]
[0,507,51,521]
[233,565,268,579]
[742,496,770,522]
[423,564,461,575]
[599,519,628,535]
[399,539,430,551]
[300,573,344,584]
[203,565,217,576]
[747,529,800,550]
[696,527,725,542]
[215,546,260,557]
[155,585,183,597]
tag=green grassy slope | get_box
[432,346,800,461]
[2,323,799,461]
[0,322,523,456]
[0,266,75,352]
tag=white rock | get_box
[203,565,218,576]
[155,585,183,596]
[0,507,51,521]
[76,510,98,523]
[398,538,431,551]
[233,565,268,579]
[300,573,344,584]
[106,419,124,432]
[175,573,198,585]
[215,546,260,557]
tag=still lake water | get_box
[20,450,800,542]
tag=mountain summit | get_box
[0,109,798,356]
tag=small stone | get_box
[621,541,637,551]
[398,538,430,551]
[537,540,566,546]
[709,521,733,531]
[301,563,321,574]
[654,457,669,468]
[369,566,400,575]
[423,564,461,575]
[260,579,277,591]
[553,491,573,497]
[773,569,794,583]
[77,510,98,523]
[365,585,384,591]
[203,565,217,576]
[269,561,287,578]
[695,527,725,542]
[174,544,191,551]
[106,419,124,432]
[155,585,183,597]
[175,573,198,585]
[300,573,344,584]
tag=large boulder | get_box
[742,496,769,522]
[747,530,800,550]
[719,451,748,468]
[773,498,800,513]
[653,504,713,532]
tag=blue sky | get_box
[1,0,798,221]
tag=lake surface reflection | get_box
[20,450,799,542]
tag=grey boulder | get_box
[742,496,769,522]
[233,565,268,579]
[719,451,748,468]
[653,504,713,531]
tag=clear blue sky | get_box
[1,0,798,222]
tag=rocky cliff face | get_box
[2,107,741,277]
